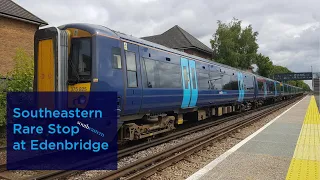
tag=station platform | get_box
[187,95,320,180]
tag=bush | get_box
[0,92,5,127]
[0,49,33,126]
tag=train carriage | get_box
[34,23,302,141]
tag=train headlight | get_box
[78,95,87,104]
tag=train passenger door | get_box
[264,82,267,98]
[123,42,142,115]
[180,57,198,108]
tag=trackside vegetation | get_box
[0,49,33,127]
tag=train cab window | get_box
[69,38,92,82]
[112,48,122,69]
[125,51,137,88]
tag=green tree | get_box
[255,53,273,77]
[210,18,311,92]
[271,65,291,75]
[0,49,33,126]
[211,18,259,70]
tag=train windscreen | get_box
[68,38,92,84]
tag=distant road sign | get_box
[274,72,313,81]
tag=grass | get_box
[0,137,5,147]
[0,127,5,147]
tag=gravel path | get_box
[66,103,293,180]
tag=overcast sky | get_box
[16,0,320,88]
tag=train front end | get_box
[34,26,93,93]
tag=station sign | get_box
[274,72,313,81]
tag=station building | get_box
[142,25,214,60]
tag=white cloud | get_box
[14,0,320,89]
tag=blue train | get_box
[34,23,303,141]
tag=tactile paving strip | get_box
[286,96,320,180]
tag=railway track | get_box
[0,96,304,180]
[90,96,303,180]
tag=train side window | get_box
[222,74,233,90]
[276,83,281,92]
[258,81,264,91]
[191,68,197,89]
[157,61,181,88]
[198,72,210,89]
[209,71,222,90]
[144,58,157,88]
[243,75,252,91]
[112,47,122,69]
[268,81,274,93]
[144,58,181,88]
[230,74,238,90]
[221,74,230,90]
[183,67,189,89]
[125,51,137,88]
[126,51,136,71]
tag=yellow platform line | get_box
[286,96,320,180]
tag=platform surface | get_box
[187,95,320,180]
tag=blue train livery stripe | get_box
[237,72,241,102]
[242,73,245,101]
[188,60,198,107]
[264,82,267,98]
[237,72,244,102]
[181,58,191,108]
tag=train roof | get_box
[58,23,299,88]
